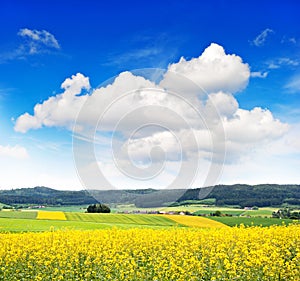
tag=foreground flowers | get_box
[0,225,299,280]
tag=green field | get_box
[0,210,37,219]
[209,216,294,227]
[0,211,184,232]
[0,217,181,232]
[65,212,180,226]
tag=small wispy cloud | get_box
[252,28,274,47]
[0,28,60,63]
[250,71,268,78]
[267,57,299,69]
[281,36,297,45]
[268,62,280,69]
[289,37,297,44]
[18,28,60,54]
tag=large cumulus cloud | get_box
[14,43,288,174]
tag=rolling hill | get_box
[0,184,299,208]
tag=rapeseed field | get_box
[0,225,299,280]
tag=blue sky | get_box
[0,0,299,190]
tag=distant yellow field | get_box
[164,214,227,228]
[36,211,66,220]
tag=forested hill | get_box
[0,186,98,206]
[0,184,299,207]
[179,184,300,208]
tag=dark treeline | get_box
[0,184,299,208]
[0,186,98,206]
[179,184,300,208]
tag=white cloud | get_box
[264,123,300,155]
[206,91,238,118]
[220,123,300,185]
[224,107,288,143]
[18,28,60,54]
[119,101,288,164]
[0,28,60,63]
[164,43,250,94]
[15,73,90,133]
[15,44,286,151]
[251,71,268,78]
[282,124,300,154]
[252,28,274,47]
[0,145,28,159]
[284,74,300,93]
